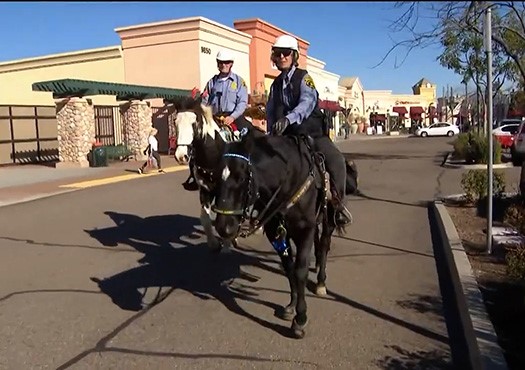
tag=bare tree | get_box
[380,1,525,85]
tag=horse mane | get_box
[199,104,219,140]
[174,96,221,140]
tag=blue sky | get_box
[0,1,464,95]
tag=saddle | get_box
[213,114,242,143]
[292,135,328,192]
[293,135,359,196]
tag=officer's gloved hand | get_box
[272,117,290,136]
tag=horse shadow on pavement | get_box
[85,211,294,337]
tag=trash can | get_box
[91,146,108,167]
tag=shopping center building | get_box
[0,15,437,166]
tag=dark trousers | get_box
[141,150,161,170]
[283,122,346,202]
[311,136,346,200]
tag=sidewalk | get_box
[0,134,410,208]
[0,155,185,208]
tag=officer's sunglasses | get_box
[217,60,233,65]
[272,48,293,57]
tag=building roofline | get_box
[115,16,252,40]
[0,45,122,73]
[233,17,310,46]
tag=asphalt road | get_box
[1,136,520,369]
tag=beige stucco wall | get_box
[364,90,436,114]
[115,16,251,95]
[319,70,340,102]
[340,77,365,115]
[306,56,340,101]
[363,90,395,115]
[0,46,125,106]
[306,55,325,96]
[197,20,251,90]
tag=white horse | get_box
[174,104,235,253]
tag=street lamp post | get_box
[484,6,494,255]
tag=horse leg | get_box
[291,227,315,339]
[314,223,321,273]
[315,208,335,296]
[200,206,221,252]
[265,220,296,321]
[277,238,297,321]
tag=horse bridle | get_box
[212,150,316,238]
[176,110,219,186]
[212,153,259,220]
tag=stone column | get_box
[122,100,152,160]
[166,105,177,139]
[55,97,95,168]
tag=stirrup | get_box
[334,202,353,226]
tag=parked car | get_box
[494,118,522,129]
[511,122,525,165]
[493,123,521,148]
[415,122,460,137]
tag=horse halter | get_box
[212,153,258,220]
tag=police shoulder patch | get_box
[241,78,247,87]
[304,74,316,89]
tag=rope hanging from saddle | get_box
[214,114,241,143]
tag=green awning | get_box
[32,78,192,101]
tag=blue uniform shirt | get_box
[202,72,248,120]
[266,65,319,133]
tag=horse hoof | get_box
[291,318,308,339]
[276,305,295,321]
[315,284,327,296]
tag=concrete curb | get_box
[442,152,514,169]
[432,201,508,370]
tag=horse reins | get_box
[212,151,317,238]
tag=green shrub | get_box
[506,246,525,282]
[460,169,506,203]
[452,133,471,160]
[469,133,502,164]
[504,204,525,235]
[452,132,502,164]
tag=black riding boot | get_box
[333,196,353,226]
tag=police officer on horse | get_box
[201,49,253,132]
[183,49,254,190]
[266,35,353,227]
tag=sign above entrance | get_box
[395,100,421,105]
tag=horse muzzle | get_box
[214,214,241,241]
[175,146,190,165]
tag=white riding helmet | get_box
[272,35,299,51]
[216,49,235,62]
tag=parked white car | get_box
[415,122,460,137]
